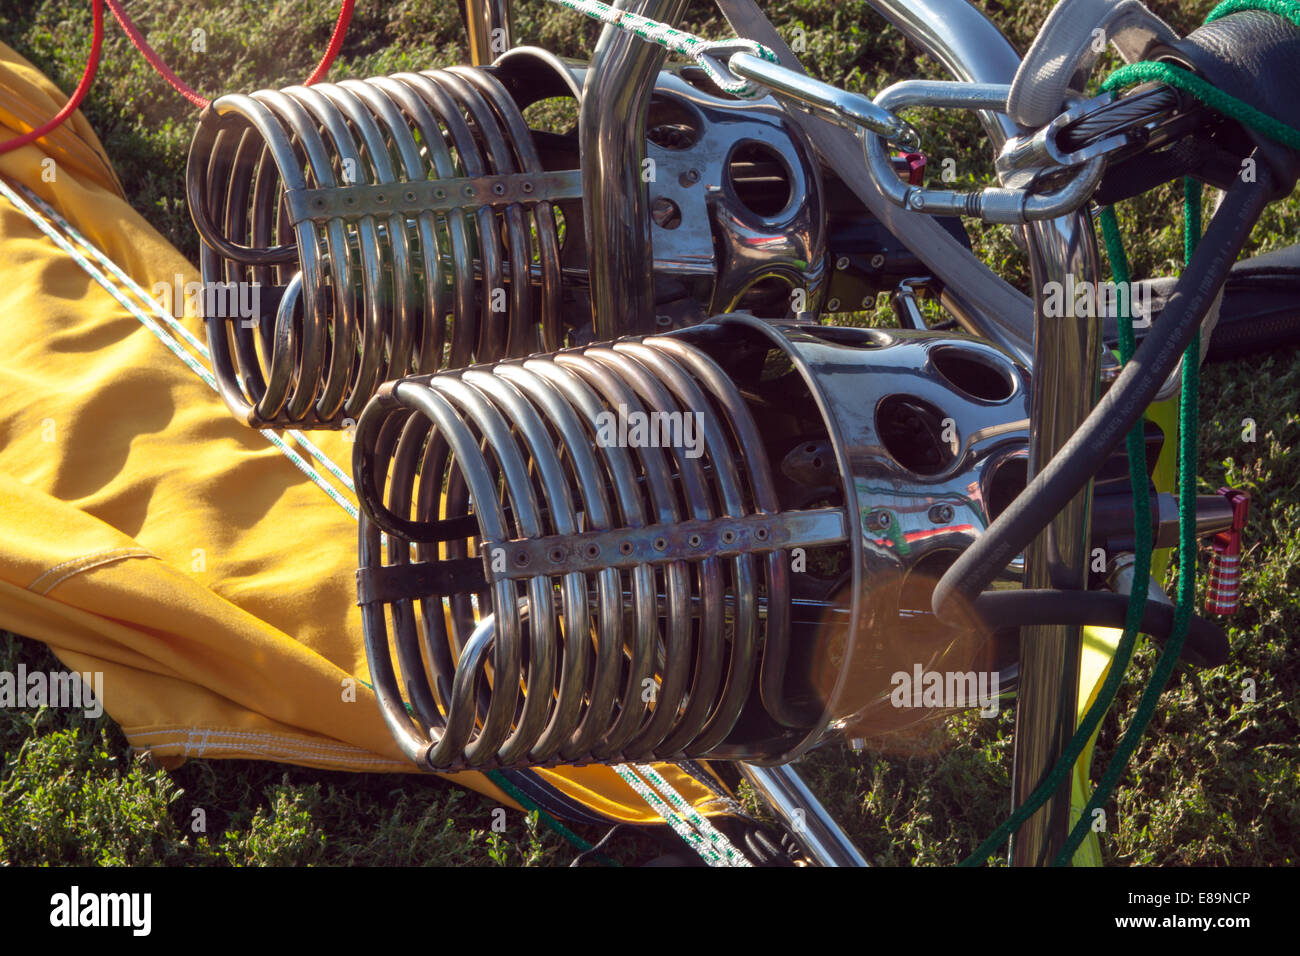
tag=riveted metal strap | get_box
[357,508,849,605]
[285,169,584,225]
[484,507,848,581]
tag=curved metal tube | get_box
[864,81,1105,223]
[580,0,688,338]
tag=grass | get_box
[0,0,1297,866]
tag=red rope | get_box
[105,0,356,110]
[0,1,355,157]
[303,0,357,86]
[104,0,208,108]
[0,0,104,156]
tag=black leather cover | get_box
[1153,10,1300,194]
[1112,243,1300,362]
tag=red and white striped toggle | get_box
[1206,487,1250,616]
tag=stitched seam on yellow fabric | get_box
[128,727,412,769]
[28,547,156,595]
[129,727,396,754]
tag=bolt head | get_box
[928,503,955,524]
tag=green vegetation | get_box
[0,0,1295,866]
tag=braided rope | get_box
[545,0,778,97]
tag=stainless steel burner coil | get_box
[353,332,851,770]
[187,66,567,428]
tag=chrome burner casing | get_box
[644,69,829,316]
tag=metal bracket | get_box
[356,558,488,606]
[285,169,584,225]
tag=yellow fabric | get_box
[0,40,721,825]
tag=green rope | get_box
[1102,0,1300,151]
[1049,181,1203,865]
[1101,62,1300,150]
[484,768,621,866]
[1207,0,1300,29]
[956,207,1155,867]
[544,0,779,97]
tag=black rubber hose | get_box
[933,164,1275,623]
[974,590,1229,668]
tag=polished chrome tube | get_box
[1013,214,1102,868]
[580,0,687,339]
[868,0,1104,867]
[738,764,869,867]
[728,52,919,148]
[460,0,513,66]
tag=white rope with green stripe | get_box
[631,763,751,866]
[613,763,751,866]
[545,0,778,97]
[0,178,359,519]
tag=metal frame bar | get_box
[866,0,1102,868]
[581,0,689,338]
[460,0,514,66]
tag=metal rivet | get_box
[548,546,566,563]
[521,181,534,194]
[687,533,702,548]
[755,527,769,541]
[434,188,447,199]
[835,256,850,271]
[492,182,506,196]
[721,530,736,544]
[653,537,667,551]
[405,190,416,202]
[464,186,476,197]
[827,298,841,311]
[619,541,634,556]
[585,543,601,559]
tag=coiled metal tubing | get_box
[353,334,816,770]
[187,65,564,428]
